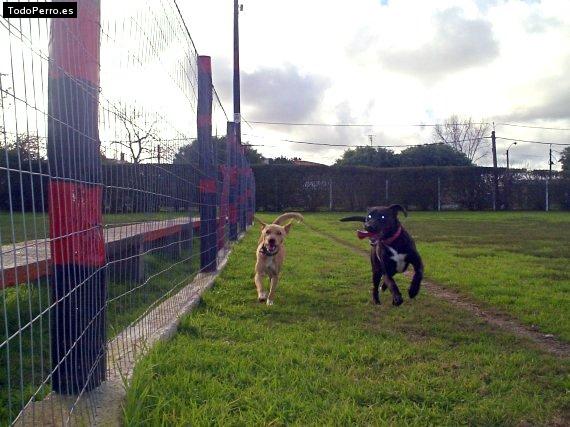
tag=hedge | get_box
[1,163,568,214]
[252,165,570,211]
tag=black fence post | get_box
[227,122,238,240]
[47,0,106,394]
[197,56,217,271]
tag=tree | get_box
[432,115,490,163]
[111,108,158,164]
[268,156,295,165]
[398,144,472,167]
[1,134,43,167]
[561,147,570,172]
[244,146,264,165]
[173,137,264,166]
[334,146,399,167]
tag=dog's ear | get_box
[255,217,267,229]
[339,216,366,222]
[284,222,293,234]
[388,204,407,217]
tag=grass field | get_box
[123,212,570,426]
[306,211,570,341]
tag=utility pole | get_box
[491,128,498,211]
[368,135,373,146]
[505,142,516,211]
[546,144,553,212]
[506,141,517,170]
[233,0,241,147]
[549,144,553,180]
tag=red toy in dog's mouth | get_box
[357,230,379,240]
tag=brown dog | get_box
[255,213,304,305]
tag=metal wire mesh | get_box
[0,0,253,424]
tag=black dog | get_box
[340,205,423,306]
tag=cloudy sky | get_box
[179,0,570,168]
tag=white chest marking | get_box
[386,246,406,272]
[265,256,278,274]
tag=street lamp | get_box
[506,141,517,169]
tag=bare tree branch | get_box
[110,108,159,164]
[432,115,490,164]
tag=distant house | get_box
[292,159,326,167]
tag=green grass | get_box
[0,211,193,245]
[123,214,570,426]
[305,211,570,341]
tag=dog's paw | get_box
[392,295,404,306]
[258,293,267,303]
[266,299,274,306]
[408,286,420,299]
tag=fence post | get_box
[217,160,228,252]
[238,146,247,231]
[47,0,106,394]
[250,171,256,224]
[329,179,333,211]
[437,176,441,211]
[545,179,549,212]
[227,122,238,240]
[246,168,254,225]
[385,179,389,202]
[491,130,499,211]
[197,56,217,271]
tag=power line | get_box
[247,120,490,128]
[243,134,447,148]
[247,119,570,133]
[495,136,570,146]
[496,122,570,131]
[244,132,570,150]
[244,132,490,148]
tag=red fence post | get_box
[228,122,238,240]
[217,155,229,251]
[252,172,256,224]
[47,0,106,393]
[247,168,254,225]
[198,56,217,271]
[238,145,247,232]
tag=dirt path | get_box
[306,222,570,358]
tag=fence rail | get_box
[0,0,253,424]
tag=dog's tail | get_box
[272,212,304,225]
[339,215,366,222]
